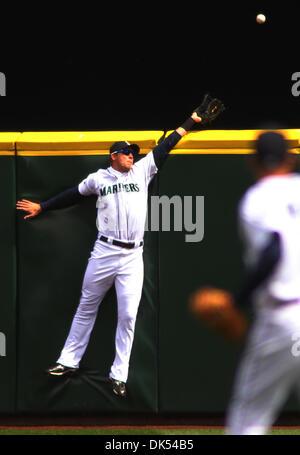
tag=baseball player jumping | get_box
[16,95,224,398]
[225,131,300,434]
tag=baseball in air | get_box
[256,13,266,24]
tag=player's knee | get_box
[76,299,100,318]
[118,311,137,330]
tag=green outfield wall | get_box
[0,129,299,415]
[0,134,20,412]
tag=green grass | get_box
[0,427,299,435]
[269,428,300,435]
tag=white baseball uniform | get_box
[226,173,300,435]
[57,151,158,382]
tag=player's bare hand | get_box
[16,199,42,219]
[191,112,203,123]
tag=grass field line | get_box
[0,425,225,430]
[0,425,299,435]
[0,425,299,429]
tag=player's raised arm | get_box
[153,94,225,169]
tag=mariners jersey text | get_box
[100,183,140,197]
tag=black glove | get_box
[181,93,225,131]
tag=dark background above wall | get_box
[0,3,298,131]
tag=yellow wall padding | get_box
[15,131,165,156]
[166,129,300,154]
[3,129,300,156]
[0,133,22,155]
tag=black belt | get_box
[100,235,143,249]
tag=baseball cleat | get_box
[46,363,77,376]
[109,377,127,397]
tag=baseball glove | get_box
[189,287,248,342]
[194,94,225,125]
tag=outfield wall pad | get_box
[0,129,298,414]
[0,133,21,412]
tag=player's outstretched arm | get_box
[176,112,203,137]
[152,114,202,170]
[16,186,86,220]
[153,95,225,170]
[16,199,42,219]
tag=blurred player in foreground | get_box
[226,131,300,434]
[190,130,300,434]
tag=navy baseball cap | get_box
[256,131,288,169]
[110,141,140,156]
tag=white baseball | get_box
[256,13,266,24]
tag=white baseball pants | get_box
[226,303,300,435]
[57,239,144,383]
